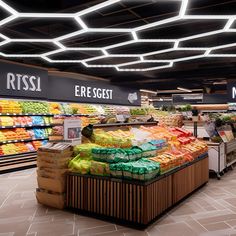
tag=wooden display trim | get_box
[66,154,209,227]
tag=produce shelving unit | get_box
[93,121,157,128]
[0,112,54,173]
[0,151,37,174]
[66,153,209,228]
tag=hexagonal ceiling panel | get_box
[82,0,180,28]
[49,50,103,61]
[139,19,226,40]
[61,32,132,48]
[145,50,205,61]
[86,56,140,66]
[118,61,170,70]
[107,41,174,55]
[180,32,236,48]
[0,0,235,72]
[0,17,80,39]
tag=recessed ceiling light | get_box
[177,87,192,92]
[140,89,157,95]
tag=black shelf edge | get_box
[0,113,54,116]
[0,151,36,159]
[0,138,48,145]
[0,124,53,129]
[93,122,157,128]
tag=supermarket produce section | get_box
[0,99,183,173]
[36,124,208,226]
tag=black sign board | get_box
[48,76,141,106]
[0,61,48,99]
[227,80,236,102]
[172,93,203,105]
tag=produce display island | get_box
[66,153,208,227]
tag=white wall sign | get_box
[64,119,81,142]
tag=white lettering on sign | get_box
[233,87,236,99]
[75,85,113,100]
[6,73,41,92]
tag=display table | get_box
[66,153,208,227]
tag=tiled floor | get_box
[1,169,236,236]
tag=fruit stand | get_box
[66,153,208,227]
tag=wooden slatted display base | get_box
[66,154,209,227]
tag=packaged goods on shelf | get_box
[139,143,158,158]
[73,143,101,157]
[68,155,91,174]
[90,160,110,176]
[92,147,143,163]
[93,129,133,148]
[110,158,160,181]
[51,126,63,136]
[70,124,208,180]
[31,116,44,125]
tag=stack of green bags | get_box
[92,147,143,163]
[110,158,160,181]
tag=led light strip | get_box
[0,0,235,72]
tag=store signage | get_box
[0,61,48,98]
[228,80,236,102]
[172,93,203,105]
[48,76,141,106]
[64,119,81,143]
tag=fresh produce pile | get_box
[0,140,47,156]
[0,116,52,127]
[0,100,22,114]
[49,103,62,114]
[20,101,49,114]
[69,125,208,180]
[0,127,51,142]
[0,128,31,141]
[93,129,133,148]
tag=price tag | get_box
[13,126,16,128]
[21,140,24,142]
[2,126,5,128]
[116,115,125,122]
[2,141,6,144]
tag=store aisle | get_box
[1,170,236,236]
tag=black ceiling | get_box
[0,0,236,91]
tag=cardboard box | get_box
[36,189,64,209]
[37,158,70,169]
[37,176,65,193]
[37,150,73,159]
[38,146,73,153]
[37,168,68,179]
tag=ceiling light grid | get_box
[0,0,235,71]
